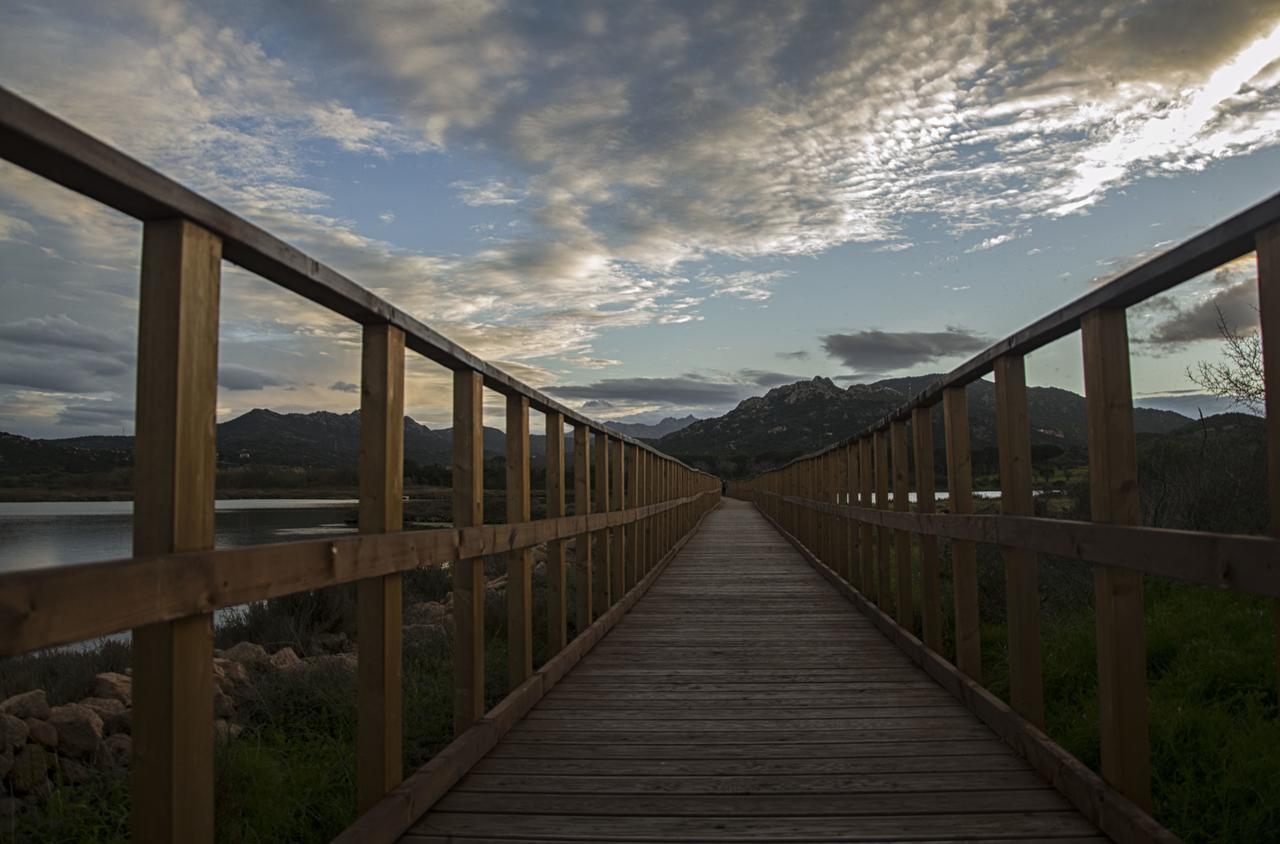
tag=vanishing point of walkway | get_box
[403,499,1104,842]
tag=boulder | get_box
[58,757,93,785]
[97,733,131,769]
[48,703,103,758]
[0,690,48,721]
[79,697,126,721]
[214,658,251,687]
[24,719,57,749]
[91,672,132,704]
[103,708,132,737]
[268,647,301,671]
[485,575,508,591]
[0,748,11,779]
[213,686,236,719]
[223,641,270,667]
[213,720,243,743]
[7,745,50,794]
[0,714,29,750]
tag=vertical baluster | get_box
[847,443,860,589]
[626,443,639,589]
[452,369,485,733]
[506,395,532,687]
[611,438,625,598]
[1256,224,1280,689]
[994,355,1045,726]
[634,445,645,584]
[573,423,592,632]
[357,323,405,811]
[912,407,943,654]
[1082,308,1151,809]
[943,386,981,682]
[594,430,611,612]
[874,429,891,609]
[131,219,220,844]
[859,437,875,595]
[545,411,567,653]
[892,420,912,629]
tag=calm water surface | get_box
[0,499,359,573]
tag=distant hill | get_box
[1,408,531,477]
[656,375,1191,477]
[604,415,700,440]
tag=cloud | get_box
[738,369,802,388]
[219,365,289,392]
[378,211,395,224]
[56,400,133,429]
[547,375,746,406]
[1144,268,1258,345]
[776,350,810,361]
[329,381,359,393]
[450,179,523,206]
[819,327,992,373]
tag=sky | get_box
[1,0,1278,438]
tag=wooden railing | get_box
[0,87,721,842]
[731,191,1280,824]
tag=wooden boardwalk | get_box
[403,499,1105,843]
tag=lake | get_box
[0,499,359,574]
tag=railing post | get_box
[573,423,592,631]
[846,443,860,589]
[131,218,220,844]
[891,420,913,629]
[357,323,405,811]
[594,430,611,612]
[874,429,891,609]
[1082,308,1151,810]
[452,369,485,734]
[1257,224,1280,690]
[611,437,625,599]
[626,443,639,589]
[911,407,943,654]
[858,437,875,595]
[505,394,533,687]
[943,386,982,683]
[545,411,567,653]
[994,354,1045,727]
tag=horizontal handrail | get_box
[765,491,1280,598]
[0,492,714,656]
[764,189,1280,471]
[0,85,701,470]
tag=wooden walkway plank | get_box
[402,499,1103,843]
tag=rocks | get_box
[213,719,243,743]
[48,704,103,758]
[0,748,11,779]
[1,714,29,750]
[8,745,50,794]
[223,641,270,667]
[24,719,57,749]
[96,734,131,769]
[91,672,132,704]
[57,757,93,785]
[213,686,236,719]
[0,690,49,721]
[102,708,131,737]
[79,697,126,722]
[214,657,250,687]
[268,646,301,671]
[312,632,352,654]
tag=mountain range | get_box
[0,376,1195,482]
[653,375,1192,476]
